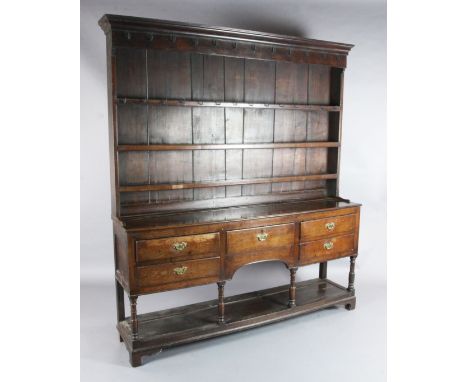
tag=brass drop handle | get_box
[173,266,188,275]
[325,222,336,231]
[323,241,334,250]
[173,241,187,251]
[257,232,269,241]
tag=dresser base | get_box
[117,278,355,366]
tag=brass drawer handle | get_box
[323,241,334,250]
[173,241,187,251]
[173,266,188,275]
[257,232,269,241]
[325,222,336,231]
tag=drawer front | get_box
[227,223,295,255]
[137,257,220,288]
[300,234,355,264]
[136,233,220,264]
[301,214,355,242]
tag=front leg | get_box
[288,267,298,308]
[115,280,125,342]
[129,295,139,339]
[347,256,357,293]
[217,281,226,324]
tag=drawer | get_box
[137,257,220,288]
[300,233,355,264]
[226,223,295,255]
[135,233,220,264]
[301,214,355,242]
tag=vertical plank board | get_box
[118,152,149,204]
[191,55,226,199]
[305,148,328,174]
[225,106,243,197]
[149,151,193,202]
[192,107,225,199]
[191,53,204,99]
[115,48,147,193]
[272,148,306,192]
[147,50,191,99]
[308,64,331,105]
[307,111,329,141]
[118,151,149,204]
[224,57,244,102]
[193,107,225,200]
[193,150,226,199]
[118,152,149,185]
[117,104,148,145]
[272,111,307,191]
[243,59,275,195]
[273,61,308,191]
[242,110,274,195]
[202,55,225,101]
[115,48,146,98]
[225,149,243,197]
[244,59,275,103]
[305,148,328,190]
[243,109,274,143]
[148,106,192,144]
[192,108,225,144]
[242,149,273,196]
[274,111,307,142]
[147,50,193,202]
[275,61,308,104]
[224,57,244,197]
[225,108,243,143]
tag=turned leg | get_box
[115,280,125,342]
[129,295,139,339]
[288,267,298,308]
[217,281,226,324]
[348,256,356,293]
[319,262,327,279]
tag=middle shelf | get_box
[115,97,342,112]
[117,142,340,151]
[119,174,338,192]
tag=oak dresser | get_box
[99,14,361,367]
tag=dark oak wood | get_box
[137,257,221,291]
[288,267,298,307]
[117,278,355,365]
[299,233,356,265]
[217,281,226,324]
[348,256,356,293]
[116,97,342,111]
[135,232,220,265]
[319,262,327,279]
[119,174,338,192]
[226,223,295,255]
[301,213,355,241]
[129,295,138,340]
[99,14,361,367]
[117,142,340,151]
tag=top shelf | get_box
[115,97,342,112]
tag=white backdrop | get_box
[81,0,386,379]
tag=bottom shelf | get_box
[118,278,355,366]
